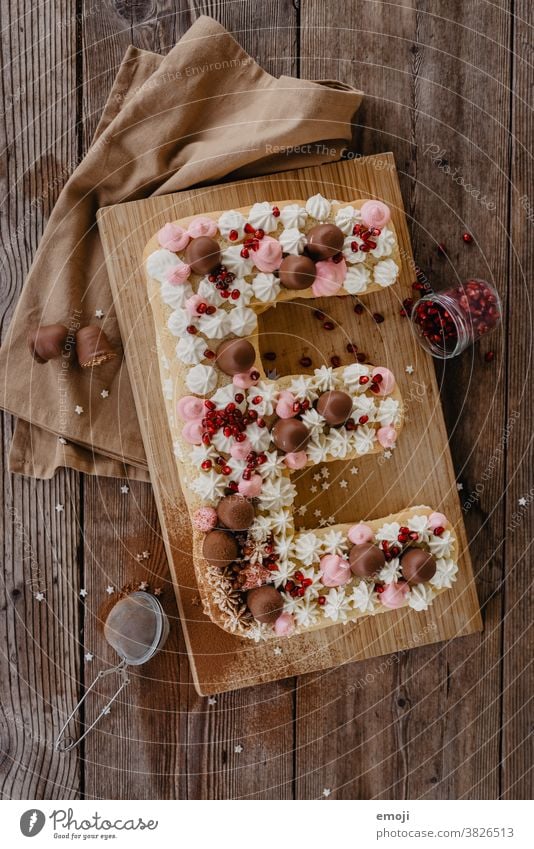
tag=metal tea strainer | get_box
[55,592,169,753]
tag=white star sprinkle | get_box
[326,515,335,525]
[208,696,217,705]
[79,588,88,598]
[339,480,348,489]
[138,581,149,591]
[310,485,318,493]
[100,389,109,399]
[518,496,527,507]
[95,309,104,319]
[58,436,67,445]
[321,468,329,479]
[321,481,329,490]
[106,585,115,595]
[84,652,93,662]
[273,646,283,656]
[350,466,359,475]
[120,484,129,494]
[142,551,150,559]
[456,482,463,491]
[314,509,322,518]
[153,587,163,596]
[405,364,414,374]
[322,788,331,798]
[313,473,321,482]
[55,503,64,513]
[102,706,111,715]
[74,405,84,415]
[297,505,308,516]
[35,592,45,602]
[383,450,392,459]
[234,744,243,754]
[319,518,328,527]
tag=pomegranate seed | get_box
[317,595,326,606]
[201,459,212,470]
[244,223,255,234]
[354,303,364,315]
[231,289,240,300]
[250,370,260,381]
[358,415,369,425]
[373,313,384,323]
[323,321,335,330]
[251,395,263,405]
[205,305,216,315]
[409,531,419,541]
[221,465,232,476]
[375,585,385,594]
[345,418,356,431]
[294,570,304,582]
[205,399,216,410]
[228,229,238,241]
[263,351,276,361]
[292,401,301,413]
[299,356,312,367]
[186,324,197,334]
[357,352,367,363]
[208,274,216,283]
[254,228,264,240]
[234,393,244,403]
[350,241,359,252]
[314,310,325,320]
[485,350,495,362]
[359,375,369,385]
[462,232,473,243]
[433,526,444,536]
[346,343,358,353]
[302,577,313,588]
[285,580,295,592]
[301,399,310,410]
[204,349,215,359]
[202,433,211,446]
[226,402,236,412]
[240,248,250,259]
[256,418,266,428]
[371,373,383,384]
[332,252,343,263]
[330,355,341,367]
[197,302,207,314]
[272,206,280,217]
[242,469,251,480]
[228,481,238,492]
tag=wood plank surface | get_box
[0,0,531,802]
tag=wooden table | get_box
[1,2,532,800]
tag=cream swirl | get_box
[167,308,190,337]
[334,204,362,234]
[229,307,257,337]
[279,227,306,255]
[280,203,307,229]
[349,581,377,614]
[248,201,278,233]
[305,193,331,221]
[160,281,194,309]
[176,335,206,365]
[198,310,230,340]
[222,245,254,276]
[373,258,399,287]
[292,532,322,566]
[257,477,297,511]
[146,248,181,283]
[185,363,217,395]
[252,272,280,302]
[371,226,396,259]
[190,469,227,504]
[343,265,370,294]
[218,210,246,240]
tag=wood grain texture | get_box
[0,0,82,799]
[1,0,531,802]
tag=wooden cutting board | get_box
[97,154,482,695]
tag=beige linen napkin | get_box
[0,16,362,480]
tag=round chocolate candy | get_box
[215,338,256,375]
[349,542,386,578]
[400,548,437,585]
[246,585,284,625]
[305,223,344,260]
[27,324,69,364]
[271,418,310,453]
[316,390,353,426]
[278,254,316,290]
[202,529,239,568]
[216,495,255,531]
[76,325,117,368]
[185,236,221,275]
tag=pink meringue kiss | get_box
[177,395,205,421]
[185,293,206,316]
[238,474,262,497]
[312,257,347,297]
[182,419,203,445]
[187,216,218,239]
[274,612,295,637]
[192,507,218,533]
[348,522,374,545]
[377,426,397,449]
[360,200,391,230]
[158,222,190,252]
[166,262,191,285]
[320,554,352,587]
[380,581,409,609]
[371,366,396,396]
[230,439,252,460]
[428,511,448,531]
[254,235,283,273]
[284,451,308,470]
[276,389,298,419]
[233,369,260,389]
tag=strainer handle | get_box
[55,660,130,753]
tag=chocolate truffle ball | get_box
[202,529,239,568]
[305,223,344,260]
[215,338,256,375]
[76,325,117,368]
[271,418,310,453]
[217,495,255,531]
[27,324,69,364]
[278,254,316,290]
[246,585,284,625]
[185,236,221,275]
[349,542,386,578]
[316,390,353,426]
[400,548,437,585]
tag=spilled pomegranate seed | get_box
[323,321,335,330]
[346,343,358,353]
[353,303,364,315]
[263,351,277,361]
[299,356,312,368]
[373,313,385,323]
[484,350,495,362]
[330,355,341,367]
[314,310,325,320]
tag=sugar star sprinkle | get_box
[79,588,88,598]
[102,706,111,715]
[314,509,322,518]
[58,436,67,445]
[405,364,414,374]
[95,309,104,319]
[106,585,115,595]
[518,496,527,507]
[313,473,321,482]
[142,551,150,559]
[138,581,149,591]
[321,481,329,490]
[339,480,348,489]
[297,505,308,516]
[100,389,109,399]
[234,744,243,754]
[321,468,329,479]
[35,592,45,602]
[120,484,129,494]
[326,515,335,525]
[322,788,332,798]
[383,450,392,459]
[55,503,64,513]
[456,482,464,491]
[273,646,283,656]
[350,466,359,475]
[208,697,217,705]
[74,405,84,415]
[84,652,93,662]
[153,587,163,596]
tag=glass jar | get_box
[411,278,501,359]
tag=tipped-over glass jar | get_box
[411,278,501,359]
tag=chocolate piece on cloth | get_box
[0,16,363,480]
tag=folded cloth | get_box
[0,16,363,480]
